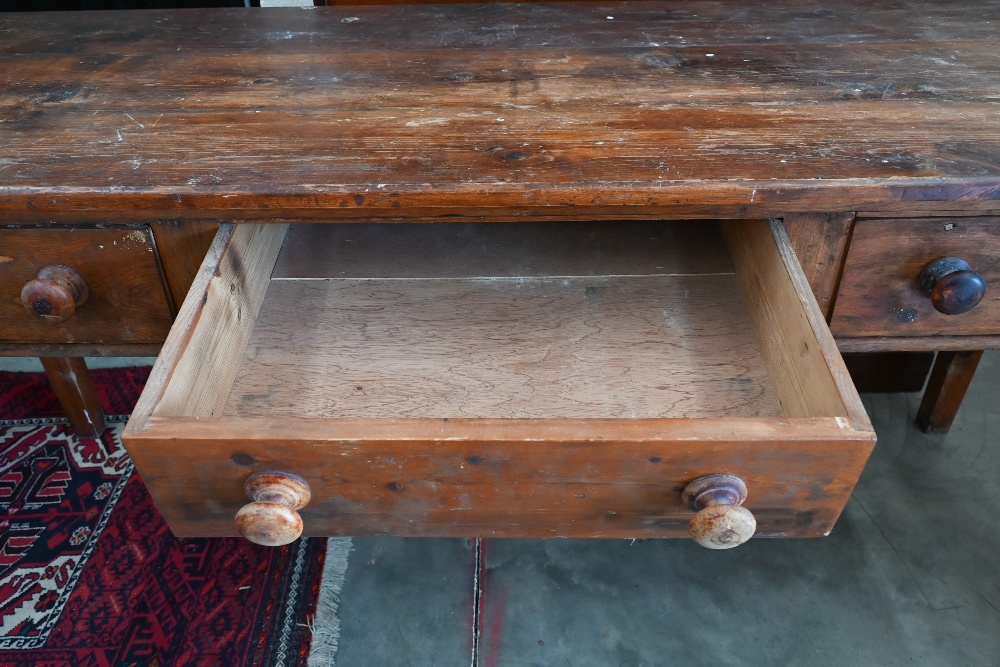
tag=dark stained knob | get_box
[21,265,89,324]
[918,257,985,315]
[682,473,756,549]
[235,471,311,546]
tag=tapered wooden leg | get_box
[916,351,984,434]
[40,357,106,438]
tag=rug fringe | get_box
[307,538,353,667]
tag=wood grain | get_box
[830,217,1000,338]
[126,415,875,539]
[721,219,868,428]
[1,2,999,221]
[0,226,173,344]
[40,356,105,438]
[228,274,778,419]
[21,265,89,325]
[138,223,287,423]
[231,220,777,419]
[916,350,984,434]
[124,217,876,540]
[782,213,855,321]
[149,219,220,311]
[837,335,1000,353]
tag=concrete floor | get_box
[334,351,1000,666]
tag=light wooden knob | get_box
[918,257,985,315]
[235,471,311,546]
[21,265,90,324]
[682,473,756,549]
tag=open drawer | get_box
[123,219,875,548]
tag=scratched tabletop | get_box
[1,0,999,221]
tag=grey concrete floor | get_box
[335,351,1000,666]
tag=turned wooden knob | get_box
[235,471,311,546]
[918,257,985,315]
[21,265,89,324]
[682,473,756,549]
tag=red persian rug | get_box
[0,368,327,666]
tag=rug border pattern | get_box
[0,416,132,650]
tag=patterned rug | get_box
[0,368,329,666]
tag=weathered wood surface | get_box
[721,219,864,425]
[125,415,875,538]
[830,217,1000,338]
[231,221,777,419]
[125,218,876,539]
[149,219,220,311]
[140,223,287,422]
[916,350,984,434]
[40,356,105,438]
[2,1,999,222]
[782,213,855,321]
[230,276,777,419]
[837,335,1000,353]
[0,226,173,344]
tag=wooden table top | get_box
[1,0,999,221]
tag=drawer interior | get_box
[125,218,874,540]
[227,221,780,420]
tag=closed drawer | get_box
[831,217,1000,339]
[0,226,174,345]
[123,219,874,546]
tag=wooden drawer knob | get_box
[918,257,985,315]
[21,265,90,324]
[235,471,311,546]
[682,474,756,549]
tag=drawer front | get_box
[124,220,874,546]
[830,217,1000,338]
[128,420,874,541]
[0,226,174,345]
